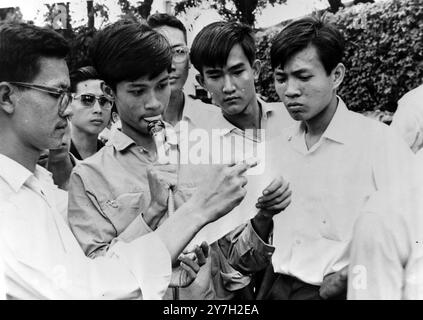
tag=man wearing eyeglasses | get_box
[0,22,253,299]
[147,13,219,128]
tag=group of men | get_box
[0,13,421,300]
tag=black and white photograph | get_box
[0,0,422,306]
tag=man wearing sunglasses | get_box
[69,66,113,161]
[0,22,252,299]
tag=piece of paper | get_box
[183,137,280,251]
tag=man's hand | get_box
[252,177,291,241]
[144,165,178,230]
[319,266,348,299]
[169,242,209,288]
[256,176,291,214]
[186,161,256,225]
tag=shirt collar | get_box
[257,96,277,121]
[110,125,177,153]
[0,154,52,193]
[110,129,137,152]
[205,97,274,137]
[321,97,351,144]
[288,96,351,145]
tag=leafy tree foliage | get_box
[118,0,154,21]
[255,0,422,114]
[175,0,287,26]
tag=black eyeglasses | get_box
[9,81,73,116]
[73,94,113,110]
[172,46,189,64]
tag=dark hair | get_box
[270,16,344,74]
[0,22,69,83]
[70,66,100,93]
[147,13,187,43]
[190,21,256,74]
[90,20,172,90]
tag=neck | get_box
[0,129,39,172]
[223,97,261,131]
[121,122,156,155]
[304,94,339,138]
[71,126,99,160]
[47,151,74,190]
[164,90,184,126]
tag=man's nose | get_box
[222,75,235,94]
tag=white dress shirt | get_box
[391,84,423,153]
[0,154,171,299]
[270,98,415,286]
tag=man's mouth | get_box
[224,96,239,103]
[90,119,104,125]
[144,115,162,122]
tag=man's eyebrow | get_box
[292,68,312,74]
[128,82,147,88]
[228,62,245,71]
[129,76,169,87]
[204,68,222,74]
[171,43,186,49]
[275,68,311,75]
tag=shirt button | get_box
[296,239,301,245]
[288,136,292,141]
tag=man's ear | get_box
[252,59,262,81]
[0,82,16,115]
[112,111,120,124]
[195,73,206,89]
[332,63,345,90]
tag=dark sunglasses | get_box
[73,94,113,109]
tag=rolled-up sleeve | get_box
[219,221,275,275]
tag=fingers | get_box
[257,189,292,209]
[230,159,258,175]
[262,177,283,196]
[179,255,200,274]
[200,241,210,258]
[194,244,207,266]
[147,165,178,188]
[258,181,290,203]
[178,262,197,287]
[258,196,291,212]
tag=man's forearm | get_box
[155,202,207,263]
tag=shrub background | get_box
[255,0,423,113]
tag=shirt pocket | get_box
[100,191,147,235]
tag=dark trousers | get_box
[254,265,346,300]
